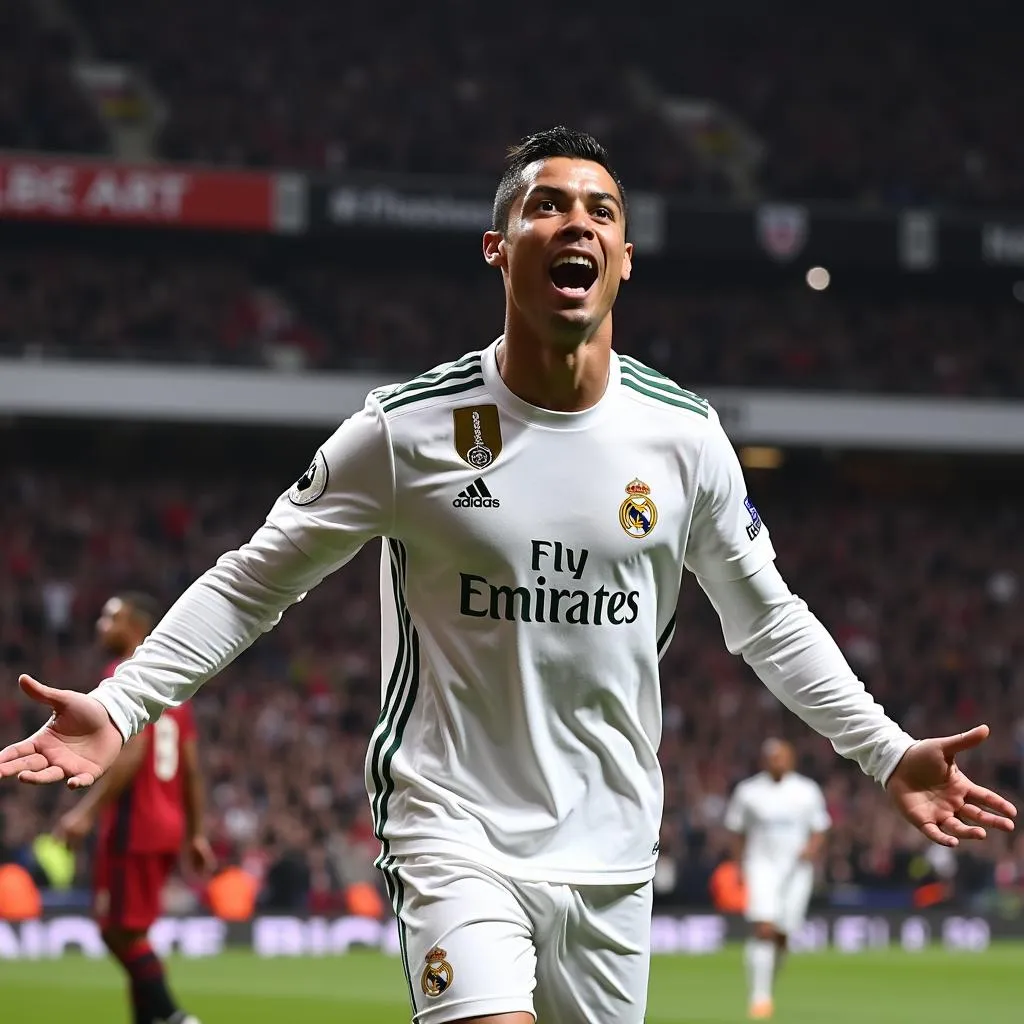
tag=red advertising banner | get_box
[0,155,274,231]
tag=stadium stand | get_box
[0,1,108,157]
[1,462,1021,910]
[1,246,1022,397]
[0,4,1010,204]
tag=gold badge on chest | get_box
[453,405,503,469]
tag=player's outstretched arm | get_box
[0,675,124,788]
[698,563,1016,846]
[687,411,1015,846]
[1,402,392,784]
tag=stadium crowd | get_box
[2,247,1022,398]
[5,3,1023,205]
[0,465,1021,914]
[0,2,108,158]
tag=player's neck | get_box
[497,318,613,413]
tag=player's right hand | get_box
[187,835,218,877]
[0,675,124,788]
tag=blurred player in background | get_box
[55,593,213,1024]
[1,129,1016,1024]
[725,739,830,1019]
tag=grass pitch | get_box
[1,945,1021,1022]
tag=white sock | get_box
[745,938,776,1005]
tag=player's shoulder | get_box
[616,353,712,424]
[370,349,487,420]
[734,771,767,794]
[790,772,824,794]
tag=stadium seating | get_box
[7,4,1019,204]
[2,248,1022,397]
[1,469,1020,907]
[0,2,108,157]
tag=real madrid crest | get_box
[619,478,658,538]
[421,945,454,997]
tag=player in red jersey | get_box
[55,593,214,1024]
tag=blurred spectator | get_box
[261,822,314,913]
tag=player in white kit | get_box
[725,739,830,1019]
[1,128,1017,1024]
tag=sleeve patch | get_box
[744,496,762,541]
[288,450,329,506]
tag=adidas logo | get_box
[452,477,500,508]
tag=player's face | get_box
[96,598,132,656]
[484,157,633,345]
[762,741,794,778]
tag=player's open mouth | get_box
[549,253,598,297]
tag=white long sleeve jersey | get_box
[92,339,914,884]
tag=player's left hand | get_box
[53,810,94,851]
[886,724,1017,848]
[187,834,217,876]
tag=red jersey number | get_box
[99,703,195,855]
[152,716,180,782]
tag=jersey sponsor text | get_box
[459,538,639,624]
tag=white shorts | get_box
[378,853,653,1024]
[744,860,814,936]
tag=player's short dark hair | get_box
[116,591,162,631]
[492,126,628,234]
